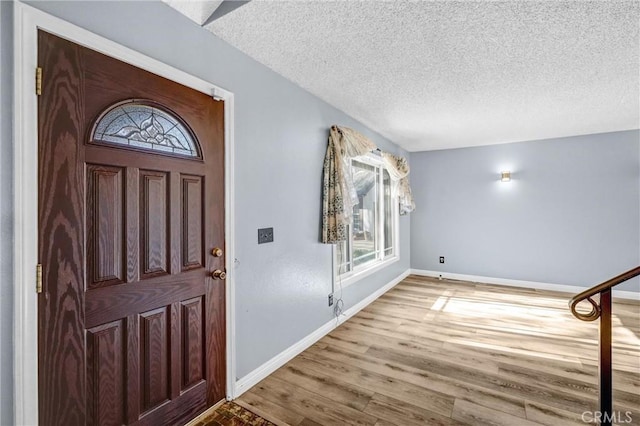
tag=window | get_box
[336,154,399,284]
[90,99,202,159]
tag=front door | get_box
[37,31,226,426]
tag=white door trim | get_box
[13,2,237,424]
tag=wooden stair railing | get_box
[569,266,640,426]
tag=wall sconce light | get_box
[501,171,511,182]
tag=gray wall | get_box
[13,0,410,393]
[410,130,640,291]
[0,1,14,425]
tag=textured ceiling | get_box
[168,1,640,151]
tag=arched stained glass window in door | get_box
[90,99,202,159]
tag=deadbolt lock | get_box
[211,247,223,257]
[211,269,226,280]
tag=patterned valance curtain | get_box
[381,152,416,215]
[322,125,415,244]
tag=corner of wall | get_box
[0,1,15,424]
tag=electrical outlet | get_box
[258,227,274,244]
[328,294,334,306]
[439,256,445,264]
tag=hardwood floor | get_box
[237,275,640,425]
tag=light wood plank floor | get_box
[237,275,640,426]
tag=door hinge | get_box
[36,263,43,293]
[35,67,43,96]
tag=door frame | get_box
[13,2,237,424]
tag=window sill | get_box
[335,255,400,289]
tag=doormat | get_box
[193,401,277,426]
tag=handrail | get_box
[568,266,640,426]
[569,266,640,321]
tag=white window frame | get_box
[334,153,400,288]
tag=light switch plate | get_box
[258,227,274,244]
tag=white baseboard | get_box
[409,269,640,301]
[233,269,411,398]
[233,316,335,398]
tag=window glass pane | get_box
[336,225,352,274]
[91,100,201,158]
[352,160,377,268]
[383,169,393,255]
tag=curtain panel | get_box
[322,126,376,243]
[398,176,416,215]
[321,129,348,243]
[381,152,416,215]
[321,125,415,244]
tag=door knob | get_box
[211,269,226,280]
[211,247,223,257]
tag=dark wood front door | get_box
[37,31,226,426]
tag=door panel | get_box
[140,171,169,278]
[140,306,171,412]
[87,165,125,289]
[38,30,225,426]
[181,297,205,389]
[86,320,126,426]
[182,176,204,271]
